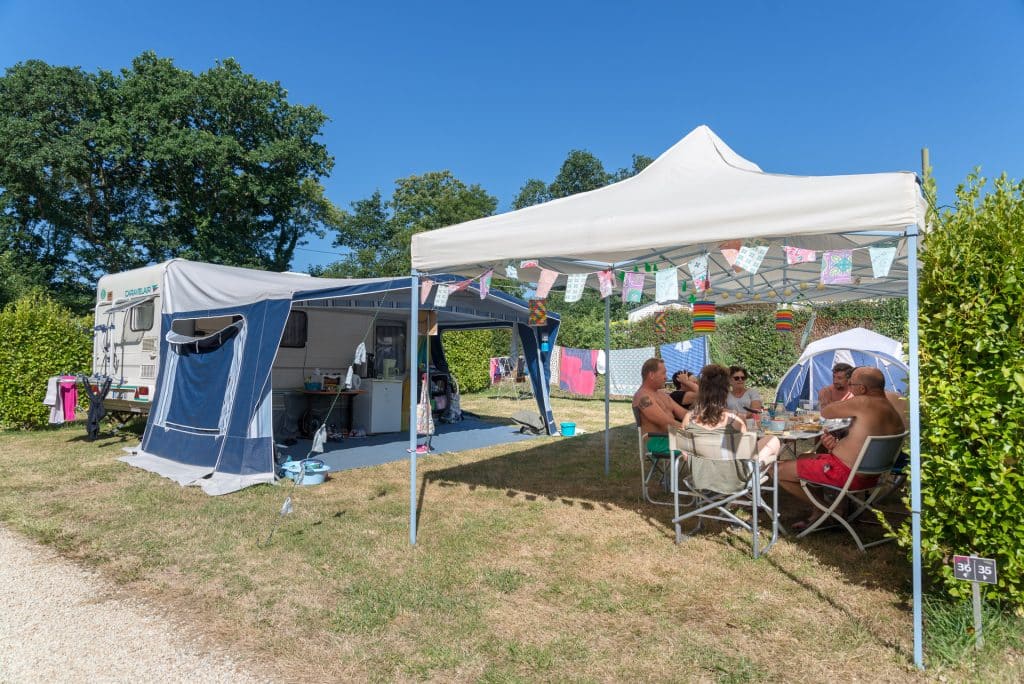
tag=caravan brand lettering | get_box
[124,284,159,298]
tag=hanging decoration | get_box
[535,268,559,299]
[821,250,854,285]
[654,309,669,336]
[597,270,615,299]
[420,279,435,305]
[528,299,548,326]
[433,284,450,307]
[655,267,679,303]
[622,271,644,303]
[692,301,716,333]
[688,254,710,292]
[479,269,493,299]
[784,246,817,265]
[505,264,518,280]
[734,245,769,274]
[449,278,473,293]
[869,243,897,278]
[775,305,794,332]
[718,240,743,272]
[564,273,587,303]
[520,259,539,269]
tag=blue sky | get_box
[2,1,1022,271]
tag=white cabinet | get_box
[352,379,403,434]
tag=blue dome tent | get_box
[774,328,908,411]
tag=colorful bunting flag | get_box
[597,270,614,299]
[622,271,644,303]
[564,273,587,303]
[420,279,435,305]
[655,267,679,303]
[821,250,854,285]
[719,240,742,272]
[433,284,450,307]
[735,245,769,274]
[688,255,709,292]
[654,309,669,336]
[869,245,897,278]
[479,269,493,299]
[505,264,518,280]
[520,259,539,269]
[449,278,473,293]
[784,246,817,264]
[529,299,547,326]
[692,301,716,333]
[535,268,559,299]
[775,306,794,332]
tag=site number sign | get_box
[953,555,997,584]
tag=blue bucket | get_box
[282,459,330,485]
[560,422,576,437]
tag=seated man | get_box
[778,367,905,528]
[669,370,699,410]
[633,358,690,455]
[818,362,854,408]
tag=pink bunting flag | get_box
[719,240,743,273]
[479,269,493,299]
[784,246,817,265]
[597,270,614,299]
[449,278,473,293]
[520,259,539,269]
[420,279,435,305]
[821,250,853,285]
[622,272,644,303]
[535,268,559,299]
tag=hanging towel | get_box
[558,347,598,396]
[596,350,606,375]
[59,376,78,421]
[607,347,655,396]
[354,342,367,365]
[311,424,328,454]
[659,338,708,378]
[43,376,62,424]
[548,345,562,387]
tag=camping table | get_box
[301,389,366,437]
[760,429,822,460]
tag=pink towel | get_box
[59,376,77,421]
[558,348,598,396]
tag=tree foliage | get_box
[325,171,497,277]
[0,52,339,312]
[896,173,1024,607]
[511,149,651,210]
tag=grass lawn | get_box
[1,394,1021,682]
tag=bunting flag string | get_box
[622,271,644,303]
[688,254,710,293]
[520,259,539,269]
[535,268,559,299]
[719,240,742,272]
[869,244,897,278]
[479,269,493,299]
[597,270,615,299]
[655,267,679,302]
[420,278,435,305]
[449,278,474,293]
[820,250,854,285]
[505,264,518,279]
[784,246,817,264]
[564,273,587,302]
[433,284,450,307]
[734,245,769,274]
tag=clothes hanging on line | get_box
[659,337,708,378]
[607,347,655,396]
[548,345,562,387]
[558,347,598,396]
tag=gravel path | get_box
[0,525,268,683]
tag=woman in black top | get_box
[669,370,699,409]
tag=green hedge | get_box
[0,292,93,429]
[895,174,1024,607]
[441,328,501,394]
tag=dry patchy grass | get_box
[0,396,1020,682]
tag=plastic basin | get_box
[560,422,576,437]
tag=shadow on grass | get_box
[423,422,912,596]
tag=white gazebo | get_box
[408,125,927,667]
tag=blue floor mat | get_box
[277,416,538,473]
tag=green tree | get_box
[327,171,497,277]
[511,178,551,210]
[0,52,340,312]
[548,149,610,199]
[611,153,655,182]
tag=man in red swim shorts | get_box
[777,367,905,529]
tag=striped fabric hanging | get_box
[775,306,794,331]
[692,301,716,333]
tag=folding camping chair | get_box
[795,431,908,552]
[634,407,675,508]
[669,426,779,558]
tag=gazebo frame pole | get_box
[604,294,611,476]
[907,230,924,668]
[409,272,420,545]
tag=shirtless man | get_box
[633,358,690,454]
[818,363,854,408]
[778,366,906,527]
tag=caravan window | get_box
[280,310,307,348]
[130,300,154,332]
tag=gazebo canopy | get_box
[412,125,926,303]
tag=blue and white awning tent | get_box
[124,259,559,496]
[775,328,909,411]
[412,126,931,667]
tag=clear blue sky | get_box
[2,1,1022,271]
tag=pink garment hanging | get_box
[58,376,78,421]
[558,348,598,396]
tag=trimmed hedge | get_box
[0,291,93,429]
[441,328,501,394]
[895,174,1024,607]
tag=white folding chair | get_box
[669,426,779,558]
[634,407,674,508]
[796,431,909,552]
